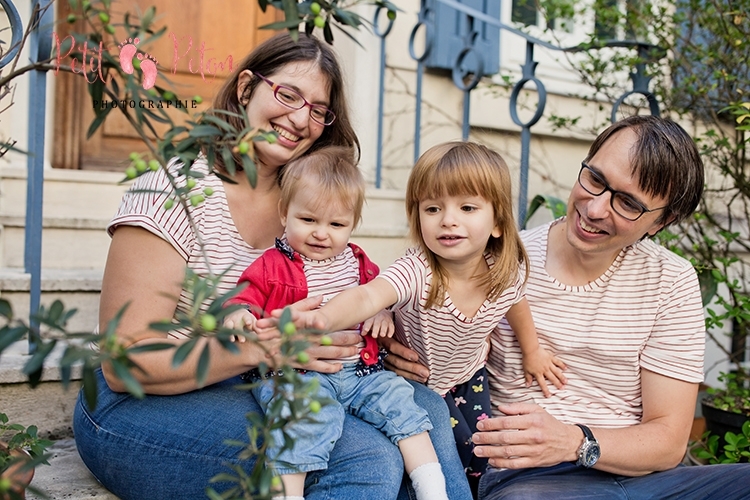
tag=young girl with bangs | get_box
[266,141,566,494]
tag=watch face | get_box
[582,441,601,467]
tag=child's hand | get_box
[522,346,567,397]
[223,309,256,342]
[362,310,394,338]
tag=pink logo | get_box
[118,37,158,90]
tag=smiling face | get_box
[418,194,501,268]
[238,61,330,169]
[280,181,355,261]
[565,127,669,260]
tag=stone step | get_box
[0,165,409,270]
[0,268,102,333]
[28,439,119,500]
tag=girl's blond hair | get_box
[279,146,365,224]
[406,141,528,309]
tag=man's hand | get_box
[379,337,430,383]
[472,402,580,469]
[362,310,395,338]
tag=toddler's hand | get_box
[223,309,256,342]
[522,346,567,398]
[362,310,394,338]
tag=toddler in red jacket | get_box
[224,146,447,500]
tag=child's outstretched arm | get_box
[505,297,567,397]
[260,277,398,335]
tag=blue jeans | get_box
[253,365,432,474]
[479,461,750,499]
[74,369,471,500]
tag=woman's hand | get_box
[255,295,359,373]
[378,337,430,383]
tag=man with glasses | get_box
[383,115,750,499]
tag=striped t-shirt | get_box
[379,247,525,395]
[301,246,364,363]
[487,219,705,428]
[108,158,266,339]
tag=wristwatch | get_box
[575,424,601,468]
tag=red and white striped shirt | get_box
[380,247,525,395]
[302,248,364,363]
[487,219,705,428]
[108,158,265,339]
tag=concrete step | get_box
[0,165,409,270]
[28,439,119,500]
[0,268,102,333]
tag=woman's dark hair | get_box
[585,115,704,226]
[211,33,359,169]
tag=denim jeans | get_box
[74,369,471,500]
[252,364,432,474]
[479,461,750,500]
[398,381,474,500]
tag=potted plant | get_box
[0,413,52,500]
[688,371,750,465]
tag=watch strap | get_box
[576,423,595,441]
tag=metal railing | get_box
[0,0,53,341]
[372,0,664,224]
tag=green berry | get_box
[133,58,141,70]
[283,322,296,335]
[310,2,322,15]
[200,314,217,332]
[98,12,110,23]
[193,95,203,104]
[186,178,197,189]
[203,187,214,196]
[147,88,159,97]
[271,476,282,489]
[105,24,116,35]
[387,10,396,21]
[67,14,77,23]
[163,198,174,210]
[162,91,175,101]
[297,352,310,364]
[314,15,326,28]
[309,400,322,413]
[0,477,13,492]
[265,134,277,144]
[135,159,147,172]
[129,152,139,161]
[124,166,137,179]
[148,159,160,171]
[190,194,205,206]
[237,141,249,154]
[82,0,91,11]
[320,335,332,346]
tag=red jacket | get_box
[230,241,380,366]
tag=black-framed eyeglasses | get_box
[253,72,336,126]
[578,162,668,221]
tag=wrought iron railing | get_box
[0,0,53,340]
[372,0,664,224]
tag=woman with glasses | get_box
[384,115,750,499]
[73,33,469,500]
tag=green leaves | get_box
[523,194,567,229]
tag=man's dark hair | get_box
[585,115,704,226]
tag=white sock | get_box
[408,462,448,500]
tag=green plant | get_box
[693,421,750,464]
[0,412,52,499]
[704,371,750,416]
